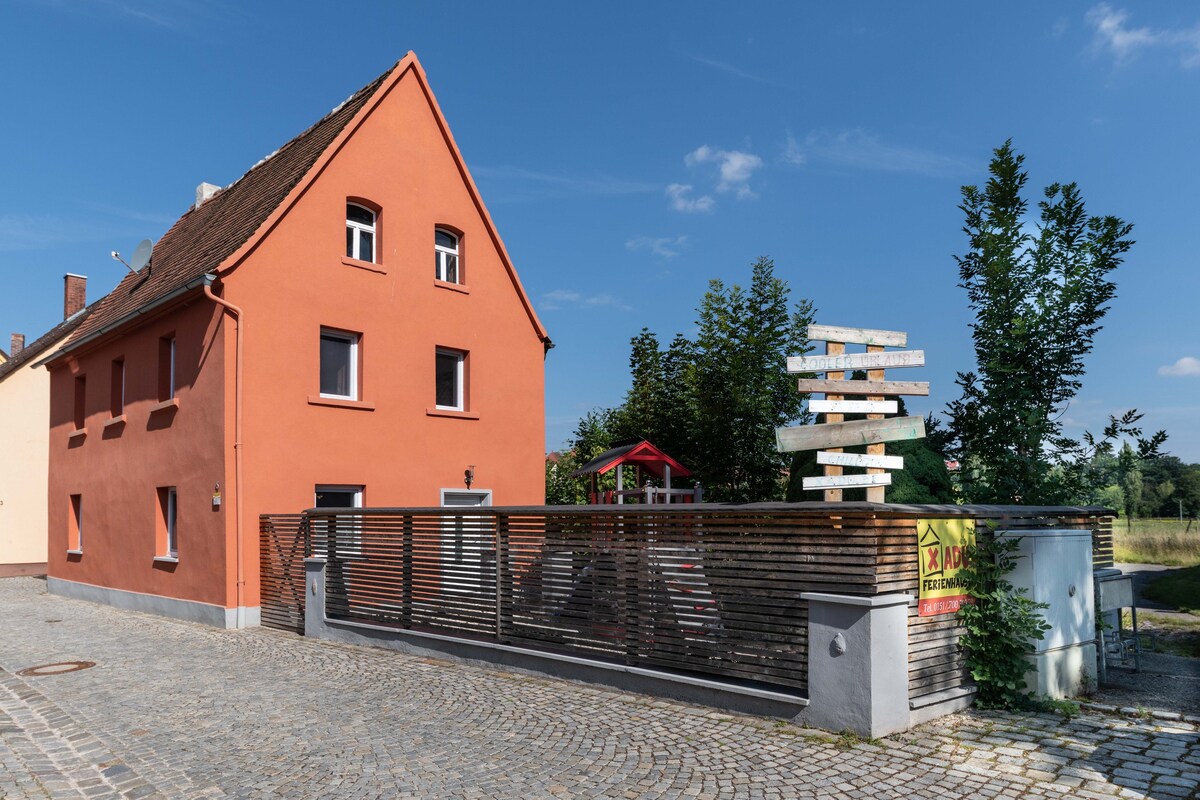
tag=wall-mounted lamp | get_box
[464,465,475,489]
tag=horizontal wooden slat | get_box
[817,451,905,470]
[796,379,930,396]
[788,349,924,373]
[809,399,898,414]
[802,473,893,490]
[806,325,907,347]
[777,416,926,452]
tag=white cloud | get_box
[540,289,631,312]
[1086,4,1200,68]
[665,183,714,213]
[783,129,974,178]
[626,235,687,259]
[1158,356,1200,377]
[685,145,763,198]
[473,165,658,202]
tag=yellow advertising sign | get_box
[917,518,976,616]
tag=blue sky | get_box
[2,2,1197,462]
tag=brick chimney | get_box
[10,333,24,357]
[64,274,87,319]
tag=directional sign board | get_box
[796,379,929,396]
[777,415,926,453]
[807,325,906,348]
[816,451,905,470]
[788,350,924,373]
[803,472,892,490]
[809,399,898,415]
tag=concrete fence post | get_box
[305,557,327,637]
[799,592,911,738]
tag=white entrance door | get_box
[440,490,492,594]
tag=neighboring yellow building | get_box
[0,275,91,577]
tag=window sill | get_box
[104,415,127,430]
[341,256,386,275]
[150,398,179,413]
[434,280,469,295]
[66,549,83,556]
[308,395,376,411]
[68,429,87,442]
[426,407,479,420]
[153,555,179,564]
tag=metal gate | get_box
[259,514,308,632]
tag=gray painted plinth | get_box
[48,576,260,629]
[800,591,911,738]
[303,558,807,719]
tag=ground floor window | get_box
[314,485,363,556]
[68,494,83,553]
[156,486,178,560]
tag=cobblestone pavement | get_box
[1,577,1197,799]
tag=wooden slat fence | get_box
[258,504,1114,704]
[259,513,308,633]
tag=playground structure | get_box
[570,438,702,504]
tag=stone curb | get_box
[1079,701,1199,727]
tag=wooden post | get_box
[823,341,845,502]
[866,343,886,503]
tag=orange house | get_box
[43,53,549,628]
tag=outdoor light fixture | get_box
[464,465,475,489]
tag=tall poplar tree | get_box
[948,141,1163,504]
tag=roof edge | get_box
[38,274,216,369]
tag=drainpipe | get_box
[204,283,245,628]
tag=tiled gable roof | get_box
[66,64,395,346]
[0,303,96,383]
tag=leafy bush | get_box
[957,532,1050,709]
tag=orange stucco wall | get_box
[47,299,230,606]
[227,65,546,607]
[48,62,545,616]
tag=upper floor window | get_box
[73,375,86,430]
[320,328,359,400]
[346,203,376,262]
[158,336,176,401]
[435,229,459,284]
[110,358,125,417]
[435,348,465,411]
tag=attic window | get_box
[346,203,376,262]
[435,229,459,284]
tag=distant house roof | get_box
[570,438,693,479]
[0,304,96,384]
[60,63,396,351]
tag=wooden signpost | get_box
[776,324,929,502]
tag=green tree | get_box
[612,328,663,443]
[947,141,1164,504]
[691,257,815,501]
[1118,442,1143,525]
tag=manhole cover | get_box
[17,661,95,676]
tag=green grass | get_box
[1124,609,1200,658]
[1143,565,1200,614]
[1113,518,1200,567]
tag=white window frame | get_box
[439,489,492,594]
[435,348,464,411]
[313,485,363,557]
[69,494,83,553]
[346,203,376,263]
[319,329,359,401]
[169,338,176,400]
[434,228,459,283]
[165,487,178,558]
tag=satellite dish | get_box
[129,239,154,273]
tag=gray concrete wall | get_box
[799,592,912,738]
[48,576,259,629]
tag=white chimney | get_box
[195,182,222,209]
